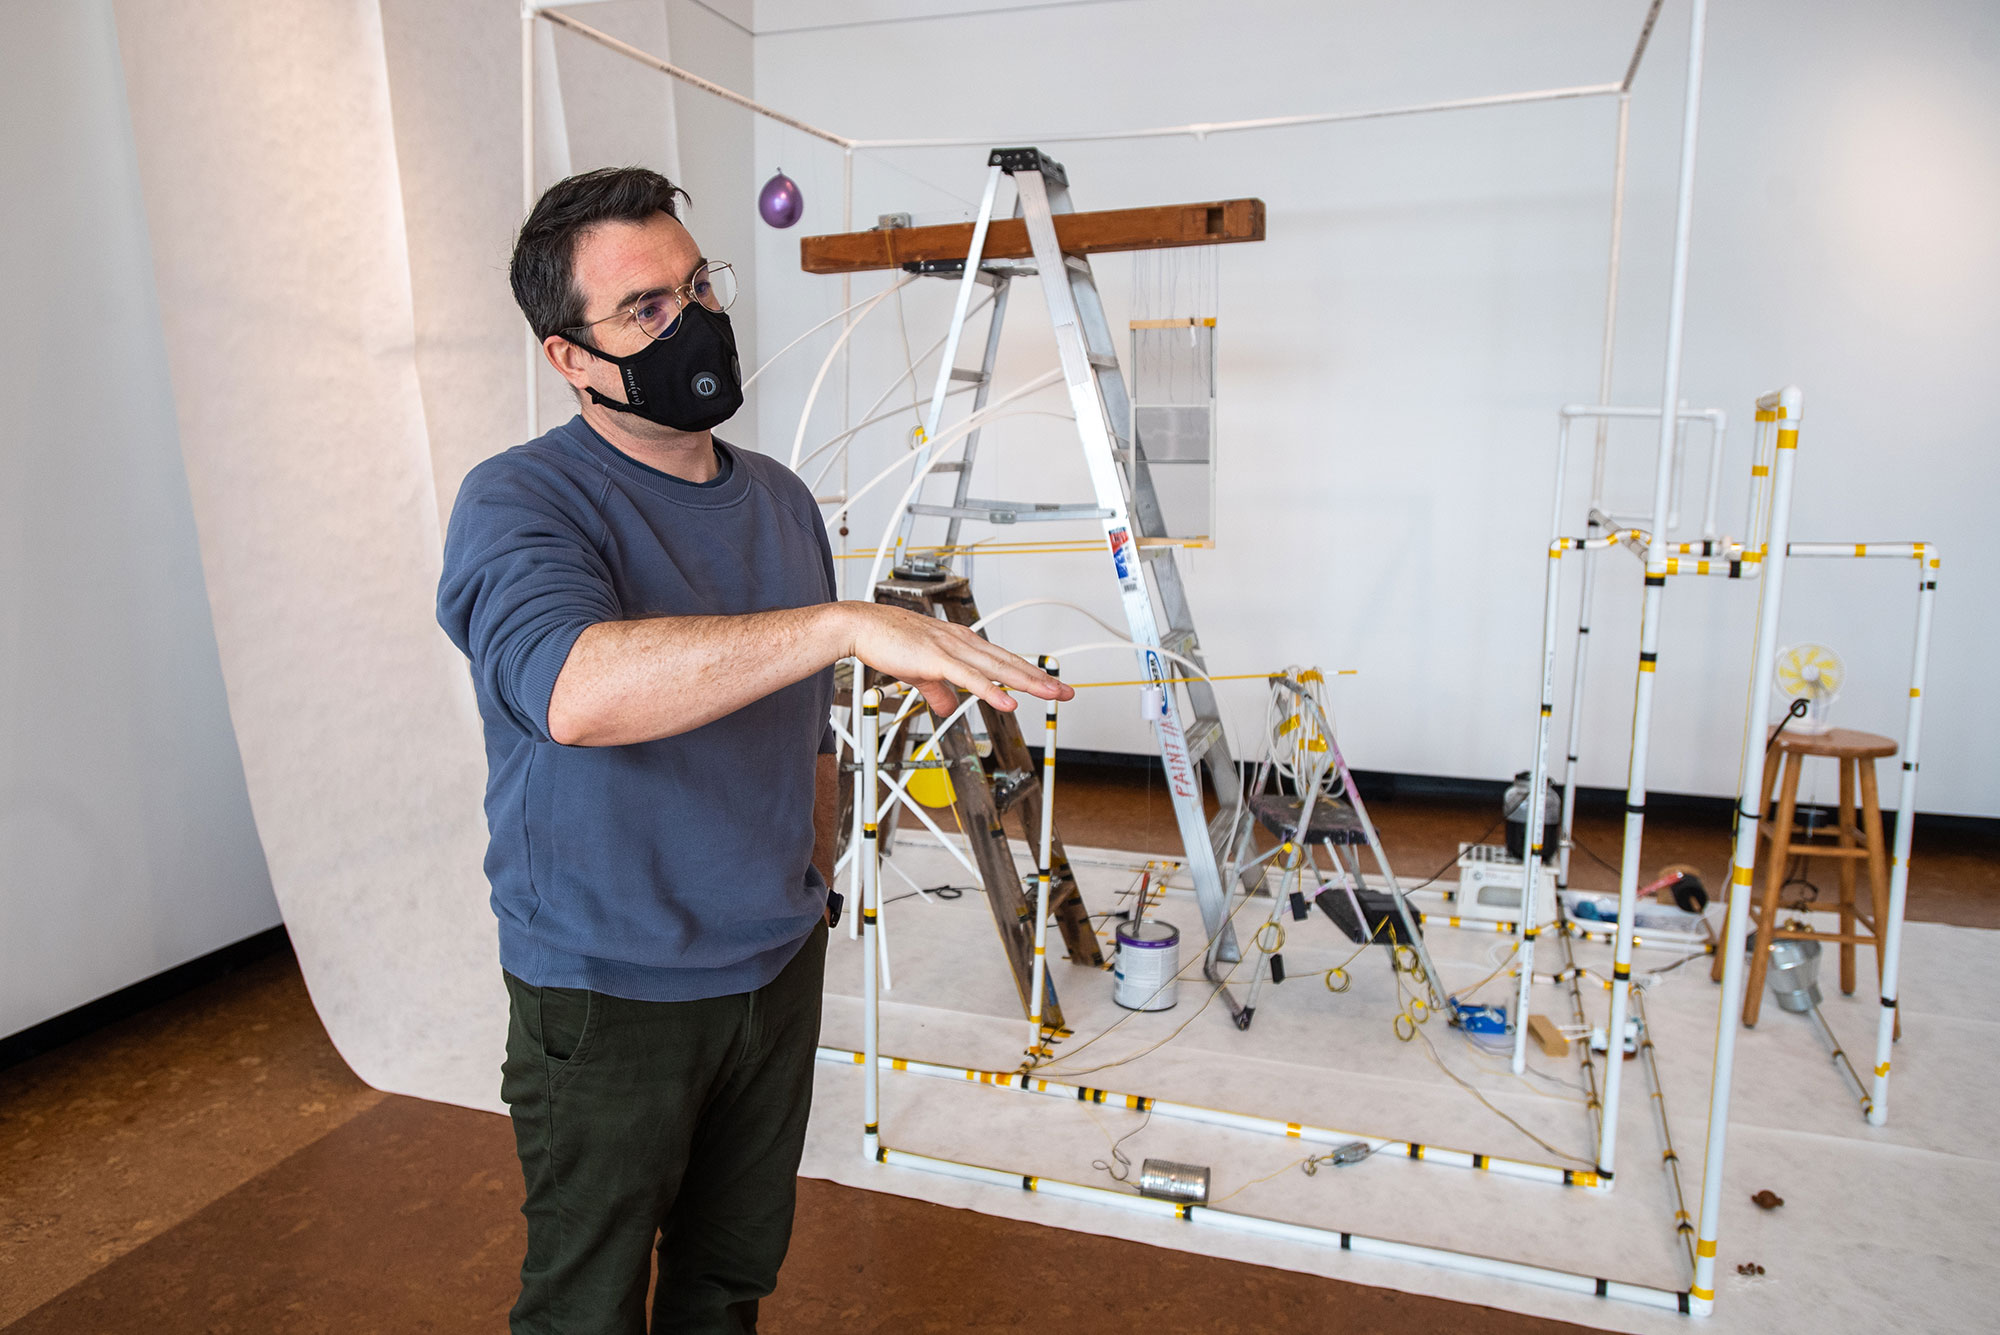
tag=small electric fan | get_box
[1774,643,1844,734]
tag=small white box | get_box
[1451,843,1558,925]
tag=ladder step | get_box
[1087,351,1119,370]
[949,367,987,383]
[1186,717,1225,767]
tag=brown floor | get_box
[3,767,1991,1332]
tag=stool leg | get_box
[1744,753,1802,1027]
[1858,757,1900,1040]
[1837,757,1858,995]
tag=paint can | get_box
[1137,1158,1210,1204]
[1113,918,1180,1011]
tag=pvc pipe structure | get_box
[1630,986,1696,1277]
[1688,384,1801,1314]
[818,1049,1598,1189]
[1780,542,1937,1125]
[1027,657,1060,1058]
[1597,0,1709,1192]
[863,1145,1687,1312]
[860,690,882,1159]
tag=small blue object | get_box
[1573,899,1609,921]
[1450,1000,1509,1035]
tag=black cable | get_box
[1766,697,1810,752]
[1403,816,1507,893]
[882,883,975,906]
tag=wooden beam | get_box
[800,198,1265,275]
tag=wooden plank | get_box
[801,198,1266,275]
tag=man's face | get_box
[548,212,705,410]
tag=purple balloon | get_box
[759,170,804,228]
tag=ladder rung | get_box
[930,462,965,473]
[1160,628,1198,661]
[1186,717,1223,766]
[1087,352,1119,370]
[949,367,986,383]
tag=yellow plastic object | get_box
[908,765,958,809]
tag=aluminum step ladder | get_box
[891,147,1250,969]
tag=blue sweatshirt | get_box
[437,417,837,1002]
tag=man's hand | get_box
[843,603,1073,718]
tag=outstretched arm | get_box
[546,599,1070,748]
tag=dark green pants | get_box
[501,920,826,1335]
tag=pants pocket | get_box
[535,984,598,1091]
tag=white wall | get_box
[745,0,1999,815]
[0,0,277,1038]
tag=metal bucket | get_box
[1767,937,1824,1013]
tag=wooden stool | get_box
[1714,727,1896,1026]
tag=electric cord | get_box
[1089,1107,1152,1184]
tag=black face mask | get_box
[574,303,744,433]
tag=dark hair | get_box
[510,167,691,342]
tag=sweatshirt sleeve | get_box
[437,462,617,743]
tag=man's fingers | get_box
[914,679,961,718]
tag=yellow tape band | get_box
[1856,543,1868,557]
[1733,865,1755,886]
[1697,1239,1718,1258]
[1755,408,1776,421]
[1286,1122,1302,1137]
[1638,660,1656,673]
[1776,428,1799,449]
[1910,688,1921,698]
[1692,1285,1714,1302]
[1876,1062,1891,1077]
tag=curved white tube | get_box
[857,369,1067,593]
[744,282,911,390]
[788,277,915,468]
[804,386,976,495]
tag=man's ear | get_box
[543,334,596,391]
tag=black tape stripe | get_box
[1639,651,1658,664]
[1563,1169,1575,1185]
[1679,1293,1692,1315]
[1596,1278,1609,1298]
[1729,559,1743,578]
[1645,574,1666,587]
[1021,1175,1035,1191]
[1472,1153,1487,1169]
[1408,1143,1423,1160]
[1626,801,1645,815]
[1882,996,1897,1008]
[1340,1233,1352,1251]
[1614,965,1631,981]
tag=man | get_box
[437,167,1067,1335]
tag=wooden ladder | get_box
[865,570,1104,1035]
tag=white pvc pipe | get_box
[1027,657,1060,1056]
[1869,549,1932,1124]
[868,1146,1685,1312]
[745,285,924,390]
[520,6,539,441]
[1690,385,1800,1314]
[539,9,854,147]
[819,1049,1594,1187]
[860,690,882,1158]
[848,82,1623,150]
[1599,0,1708,1191]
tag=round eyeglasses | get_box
[567,260,738,344]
